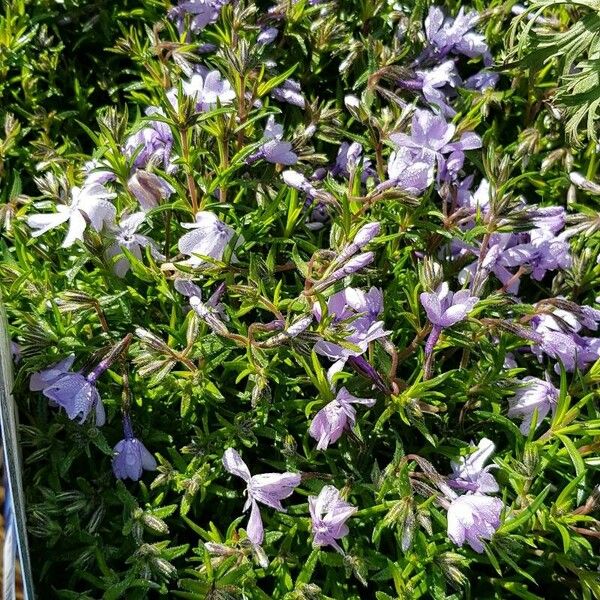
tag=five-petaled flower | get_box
[178,211,238,267]
[309,485,357,553]
[508,376,559,434]
[420,282,478,356]
[27,183,116,248]
[309,387,376,450]
[222,448,301,545]
[447,493,503,553]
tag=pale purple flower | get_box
[272,79,305,108]
[112,415,157,481]
[124,107,174,172]
[569,171,600,195]
[531,206,567,235]
[258,27,278,45]
[456,177,490,213]
[448,438,499,494]
[390,109,481,182]
[306,201,329,231]
[464,70,499,92]
[313,252,374,292]
[447,493,503,553]
[508,376,559,434]
[384,147,434,195]
[27,184,116,248]
[168,0,229,33]
[534,330,590,372]
[168,70,235,112]
[128,170,175,212]
[222,448,301,545]
[530,309,600,372]
[313,287,389,379]
[309,387,376,450]
[424,6,490,63]
[247,116,297,165]
[457,224,571,294]
[420,282,478,329]
[412,60,461,117]
[282,170,318,198]
[106,212,165,277]
[309,485,357,553]
[178,211,238,267]
[421,282,478,356]
[175,279,227,333]
[526,236,572,281]
[42,373,106,426]
[30,355,76,391]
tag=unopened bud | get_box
[128,170,174,212]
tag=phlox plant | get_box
[1,0,600,599]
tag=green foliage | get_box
[1,0,600,599]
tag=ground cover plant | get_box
[1,0,600,598]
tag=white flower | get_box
[106,212,164,277]
[177,211,238,267]
[168,71,236,112]
[27,184,116,248]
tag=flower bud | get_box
[569,172,600,195]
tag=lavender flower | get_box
[508,376,559,434]
[168,0,229,33]
[174,279,227,334]
[448,438,499,494]
[106,212,165,278]
[390,109,481,182]
[168,70,235,112]
[420,282,478,355]
[464,70,500,92]
[313,287,389,379]
[257,26,278,45]
[128,171,175,212]
[247,116,297,165]
[420,283,478,328]
[383,147,434,195]
[305,201,330,231]
[424,6,490,63]
[42,372,106,426]
[124,108,174,172]
[28,183,116,248]
[309,387,376,450]
[30,355,76,391]
[112,415,157,481]
[222,448,301,545]
[309,485,357,553]
[272,79,305,108]
[178,211,238,267]
[530,310,600,372]
[408,61,461,117]
[457,226,571,295]
[447,493,503,553]
[455,177,490,214]
[313,252,374,292]
[569,171,600,195]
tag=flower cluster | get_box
[9,0,600,596]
